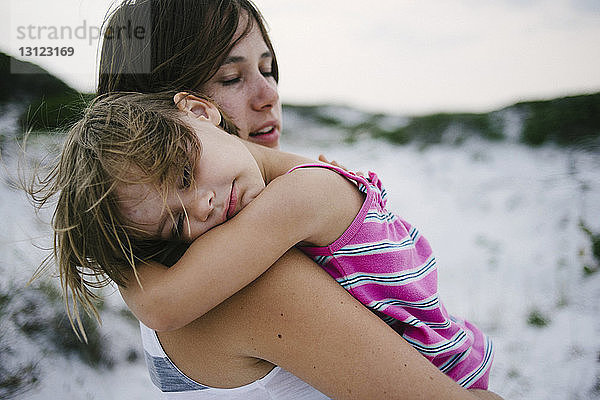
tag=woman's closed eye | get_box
[261,68,273,79]
[220,68,273,86]
[221,76,241,86]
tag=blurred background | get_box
[1,1,599,399]
[1,0,600,113]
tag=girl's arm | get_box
[160,248,501,399]
[121,167,357,331]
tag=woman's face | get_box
[199,19,282,148]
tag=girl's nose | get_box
[191,190,215,223]
[251,74,279,111]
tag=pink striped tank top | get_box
[288,164,493,389]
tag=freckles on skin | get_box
[198,20,281,148]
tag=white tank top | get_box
[140,322,331,399]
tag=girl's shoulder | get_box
[273,163,364,208]
[270,164,366,247]
[281,163,362,191]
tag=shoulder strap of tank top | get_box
[286,163,371,188]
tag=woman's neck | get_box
[243,141,315,185]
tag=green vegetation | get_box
[9,281,113,368]
[4,51,599,149]
[0,52,74,104]
[0,282,40,399]
[375,112,504,146]
[580,221,600,276]
[283,104,505,146]
[0,52,93,133]
[285,93,600,149]
[0,360,39,400]
[593,375,600,397]
[0,270,125,397]
[283,104,346,127]
[516,93,600,148]
[21,92,93,132]
[0,278,113,387]
[527,309,550,327]
[119,307,140,325]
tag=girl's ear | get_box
[173,92,222,126]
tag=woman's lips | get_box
[248,124,280,147]
[226,181,238,220]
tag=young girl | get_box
[37,90,495,394]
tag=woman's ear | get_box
[173,92,222,126]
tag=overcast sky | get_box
[2,0,600,114]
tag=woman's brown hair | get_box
[97,0,279,95]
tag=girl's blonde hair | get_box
[30,91,236,338]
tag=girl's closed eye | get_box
[181,164,192,189]
[172,212,186,240]
[171,164,192,239]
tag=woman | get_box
[96,1,502,398]
[98,0,281,148]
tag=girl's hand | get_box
[318,154,347,170]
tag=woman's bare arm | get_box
[164,248,500,400]
[469,390,504,400]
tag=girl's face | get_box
[116,111,266,242]
[199,18,282,148]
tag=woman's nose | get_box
[251,74,279,111]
